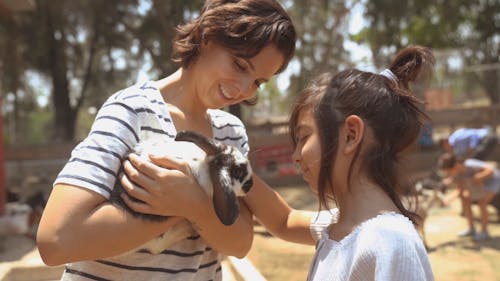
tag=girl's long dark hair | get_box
[290,45,435,226]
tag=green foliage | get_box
[3,108,53,145]
[353,0,499,104]
[0,0,204,143]
[6,0,497,145]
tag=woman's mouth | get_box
[219,84,235,101]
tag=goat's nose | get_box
[242,178,253,193]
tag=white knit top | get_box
[308,210,434,281]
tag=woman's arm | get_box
[244,176,316,245]
[36,184,184,266]
[120,154,253,258]
[473,165,494,184]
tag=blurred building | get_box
[0,0,34,16]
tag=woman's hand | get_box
[120,153,210,220]
[121,153,254,257]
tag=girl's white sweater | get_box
[308,209,434,281]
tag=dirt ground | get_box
[247,185,500,281]
[1,184,499,281]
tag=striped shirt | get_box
[54,81,249,281]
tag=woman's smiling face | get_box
[192,41,284,109]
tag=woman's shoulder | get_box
[208,109,245,128]
[104,81,163,108]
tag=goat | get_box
[110,130,254,254]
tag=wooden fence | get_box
[246,105,500,183]
[426,105,500,131]
[4,105,500,191]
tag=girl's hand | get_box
[120,153,209,220]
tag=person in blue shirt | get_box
[440,126,497,161]
[438,152,500,241]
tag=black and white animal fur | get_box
[110,130,253,254]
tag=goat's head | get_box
[175,131,253,226]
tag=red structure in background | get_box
[252,144,298,178]
[0,96,4,214]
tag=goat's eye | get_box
[231,164,248,181]
[232,168,243,179]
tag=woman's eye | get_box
[234,60,247,71]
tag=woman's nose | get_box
[237,76,256,98]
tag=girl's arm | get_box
[36,184,184,266]
[120,154,254,258]
[244,176,316,245]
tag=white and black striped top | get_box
[54,81,250,281]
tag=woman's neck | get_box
[154,68,207,118]
[154,68,213,137]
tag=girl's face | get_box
[292,108,322,193]
[193,42,284,109]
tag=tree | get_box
[353,0,500,104]
[285,0,353,101]
[1,0,143,142]
[0,0,206,142]
[130,0,203,78]
[0,13,30,143]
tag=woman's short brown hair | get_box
[172,0,296,74]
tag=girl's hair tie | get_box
[380,69,398,83]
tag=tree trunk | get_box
[483,69,499,105]
[43,0,75,142]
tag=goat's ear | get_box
[175,130,218,156]
[210,166,240,225]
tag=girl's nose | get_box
[291,147,301,163]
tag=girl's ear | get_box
[341,115,364,154]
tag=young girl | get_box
[36,0,296,280]
[246,45,436,280]
[136,45,436,280]
[438,152,500,241]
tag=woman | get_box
[36,0,296,280]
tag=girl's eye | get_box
[298,134,308,144]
